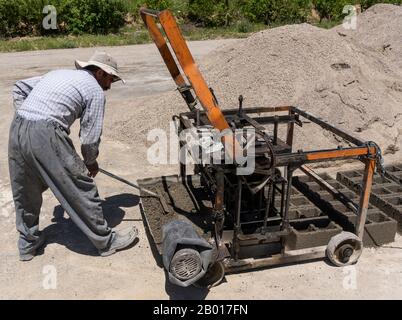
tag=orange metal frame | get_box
[140,8,243,159]
[140,8,230,132]
[140,8,377,240]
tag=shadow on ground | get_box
[137,198,209,299]
[42,193,140,256]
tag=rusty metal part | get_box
[140,8,229,130]
[356,159,376,240]
[157,9,230,131]
[140,7,241,161]
[138,8,382,282]
[213,168,225,240]
[140,9,197,111]
[224,247,326,274]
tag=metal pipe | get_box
[178,85,197,111]
[258,188,263,221]
[251,115,298,125]
[274,146,377,167]
[224,248,326,274]
[99,168,159,197]
[262,180,274,233]
[273,116,279,145]
[196,109,200,127]
[282,168,294,230]
[280,179,286,217]
[233,178,243,260]
[214,169,225,238]
[139,7,161,17]
[99,168,170,214]
[286,109,295,150]
[293,107,364,146]
[178,120,186,178]
[356,159,376,239]
[271,177,276,210]
[240,216,282,226]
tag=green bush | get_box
[142,0,173,10]
[1,0,401,38]
[359,0,402,10]
[242,0,311,25]
[61,0,127,34]
[188,0,243,27]
[235,19,254,33]
[312,0,355,20]
[0,0,128,37]
[0,0,56,37]
[0,1,22,37]
[124,0,187,23]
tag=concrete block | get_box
[286,217,343,250]
[293,174,398,246]
[343,210,397,247]
[385,164,402,184]
[336,170,402,225]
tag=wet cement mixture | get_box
[139,176,213,251]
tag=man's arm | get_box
[79,90,106,176]
[12,76,42,110]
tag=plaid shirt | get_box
[13,69,105,165]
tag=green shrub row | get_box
[187,0,402,27]
[139,0,402,26]
[313,0,402,20]
[1,0,401,38]
[0,0,128,37]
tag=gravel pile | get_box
[108,4,402,161]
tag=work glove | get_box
[86,160,99,178]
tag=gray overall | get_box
[8,114,112,256]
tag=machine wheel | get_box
[326,232,363,267]
[194,261,225,288]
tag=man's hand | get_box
[86,161,99,178]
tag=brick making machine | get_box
[137,8,399,288]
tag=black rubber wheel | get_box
[194,261,225,288]
[326,232,363,267]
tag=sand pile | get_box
[335,4,402,70]
[107,4,402,161]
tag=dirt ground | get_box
[1,40,401,300]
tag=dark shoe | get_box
[98,226,138,257]
[19,235,46,262]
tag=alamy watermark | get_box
[42,265,57,290]
[342,265,357,290]
[342,5,358,30]
[42,5,57,30]
[147,122,256,175]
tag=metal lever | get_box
[99,168,170,214]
